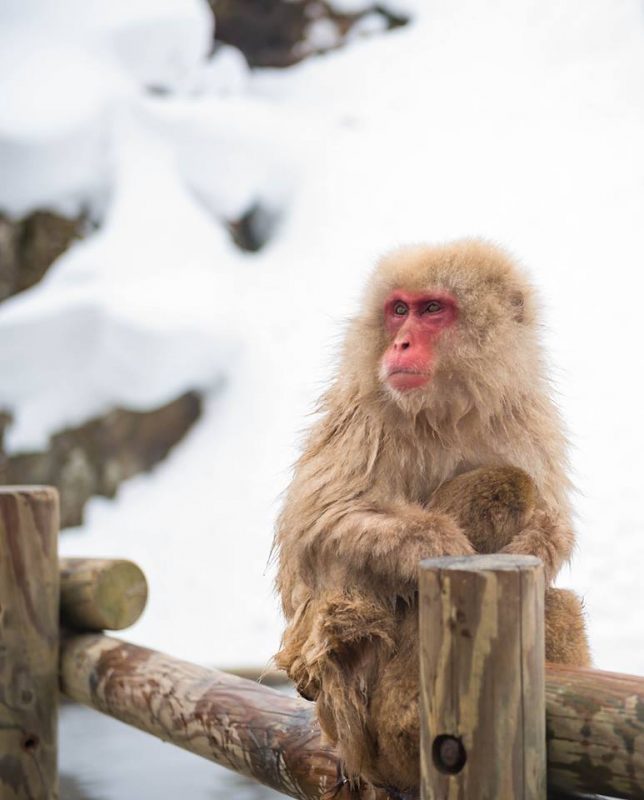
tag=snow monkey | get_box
[274,240,590,796]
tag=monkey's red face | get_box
[381,290,458,392]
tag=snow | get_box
[0,0,211,217]
[327,0,374,13]
[1,0,643,677]
[300,18,343,54]
[189,44,250,97]
[0,113,241,449]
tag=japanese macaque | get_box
[274,240,590,796]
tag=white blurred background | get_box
[1,1,643,793]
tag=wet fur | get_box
[274,240,590,793]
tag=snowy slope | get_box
[1,0,643,673]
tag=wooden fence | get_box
[1,486,642,799]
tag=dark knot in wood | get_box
[21,733,39,752]
[432,734,467,775]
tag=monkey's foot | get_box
[383,788,418,800]
[320,765,365,799]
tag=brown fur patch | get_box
[429,466,537,552]
[545,588,592,667]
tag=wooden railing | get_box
[1,487,642,799]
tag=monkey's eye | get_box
[393,301,408,316]
[424,301,443,314]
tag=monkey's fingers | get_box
[392,520,475,587]
[274,652,321,701]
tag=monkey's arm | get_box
[306,502,475,592]
[275,503,474,701]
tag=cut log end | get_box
[60,557,148,631]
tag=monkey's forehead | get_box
[367,238,533,305]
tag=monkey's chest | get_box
[391,444,499,506]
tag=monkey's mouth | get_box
[386,368,431,392]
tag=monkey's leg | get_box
[428,466,537,552]
[545,588,592,667]
[314,591,395,740]
[366,607,422,794]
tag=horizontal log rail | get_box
[546,664,644,798]
[59,632,385,800]
[59,632,644,800]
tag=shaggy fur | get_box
[274,240,590,794]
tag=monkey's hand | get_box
[274,597,323,701]
[500,508,574,585]
[320,505,475,591]
[387,513,476,587]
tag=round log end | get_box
[60,558,148,631]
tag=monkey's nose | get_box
[395,340,411,351]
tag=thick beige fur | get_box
[274,240,590,795]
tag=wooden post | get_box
[419,554,546,800]
[59,558,148,631]
[0,486,59,800]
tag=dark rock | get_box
[212,0,308,68]
[0,210,85,302]
[0,411,10,451]
[226,202,278,252]
[0,391,202,528]
[211,0,409,68]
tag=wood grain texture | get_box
[58,628,644,799]
[419,554,546,800]
[0,486,59,800]
[59,633,386,800]
[546,664,644,799]
[59,558,148,631]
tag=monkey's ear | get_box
[509,290,525,323]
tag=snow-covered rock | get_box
[0,0,212,217]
